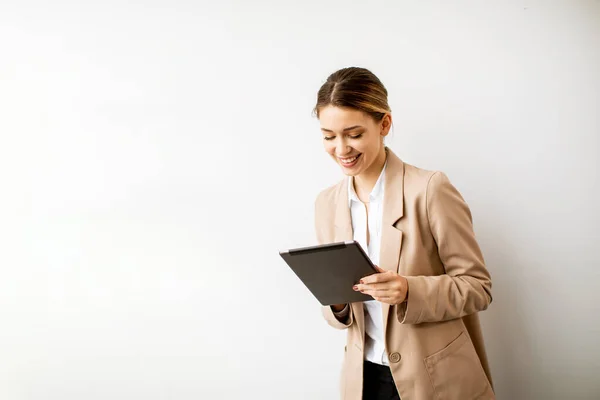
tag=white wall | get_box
[1,1,598,399]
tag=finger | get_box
[360,271,394,285]
[355,283,389,292]
[360,288,394,298]
[357,279,398,290]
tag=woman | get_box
[314,67,495,400]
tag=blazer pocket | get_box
[424,332,492,400]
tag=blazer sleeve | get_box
[322,304,353,329]
[398,171,493,324]
[315,192,354,330]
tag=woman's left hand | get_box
[353,265,409,305]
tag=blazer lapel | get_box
[333,178,365,341]
[334,179,353,243]
[379,150,405,334]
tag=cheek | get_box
[323,141,336,155]
[362,136,380,155]
[353,143,369,157]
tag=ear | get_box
[380,113,392,137]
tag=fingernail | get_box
[353,285,358,291]
[359,279,364,284]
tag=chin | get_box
[339,165,363,177]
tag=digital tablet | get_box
[279,240,378,306]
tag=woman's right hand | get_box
[331,304,346,312]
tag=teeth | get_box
[341,155,359,163]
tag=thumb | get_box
[373,264,386,273]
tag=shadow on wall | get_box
[477,224,535,400]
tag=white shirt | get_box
[348,162,389,365]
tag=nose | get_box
[334,137,352,157]
[336,148,352,158]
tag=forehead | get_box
[319,106,371,131]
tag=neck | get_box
[354,147,388,195]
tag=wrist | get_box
[331,304,346,312]
[400,276,409,303]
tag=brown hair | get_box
[313,67,391,121]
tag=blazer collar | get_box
[381,148,405,226]
[334,147,404,238]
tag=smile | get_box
[339,154,361,167]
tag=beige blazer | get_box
[315,149,495,400]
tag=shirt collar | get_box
[347,160,388,207]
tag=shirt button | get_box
[389,352,401,363]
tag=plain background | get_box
[1,1,599,399]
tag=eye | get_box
[349,133,363,139]
[323,136,335,141]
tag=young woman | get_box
[314,67,495,400]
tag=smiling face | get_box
[319,105,391,178]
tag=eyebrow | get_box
[320,125,364,133]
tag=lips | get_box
[339,153,361,167]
